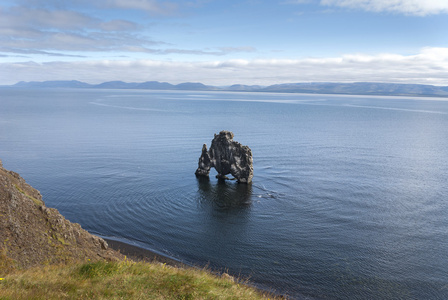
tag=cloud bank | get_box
[2,47,447,86]
[321,0,448,16]
[0,2,255,57]
[1,1,446,87]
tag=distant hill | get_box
[227,84,264,91]
[8,80,448,97]
[135,81,175,90]
[261,82,448,96]
[13,80,92,88]
[174,82,215,90]
[94,81,139,89]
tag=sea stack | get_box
[195,131,253,183]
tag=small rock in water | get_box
[195,131,253,183]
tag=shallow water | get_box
[1,88,447,299]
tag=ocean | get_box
[1,88,447,299]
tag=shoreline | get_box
[104,238,189,269]
[104,238,285,298]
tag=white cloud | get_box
[103,0,178,15]
[17,0,178,15]
[0,7,97,30]
[217,47,257,54]
[282,0,314,4]
[100,20,140,31]
[0,4,256,57]
[0,47,86,57]
[2,47,448,86]
[320,0,448,16]
[0,5,161,54]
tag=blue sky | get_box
[1,0,448,85]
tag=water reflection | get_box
[194,177,253,274]
[196,177,252,210]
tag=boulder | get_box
[195,131,253,183]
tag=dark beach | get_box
[104,238,188,268]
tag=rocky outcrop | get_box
[0,159,123,271]
[195,144,211,177]
[195,131,253,183]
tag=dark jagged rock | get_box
[195,144,211,177]
[195,131,253,183]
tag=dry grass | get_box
[0,259,279,299]
[0,247,16,274]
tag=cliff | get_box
[0,159,123,272]
[0,160,279,299]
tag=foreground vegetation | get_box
[0,259,278,299]
[1,161,280,299]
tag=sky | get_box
[1,0,448,86]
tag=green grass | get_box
[0,260,279,299]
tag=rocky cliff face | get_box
[0,159,122,271]
[195,131,253,183]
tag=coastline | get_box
[1,156,281,299]
[104,238,285,298]
[104,238,189,269]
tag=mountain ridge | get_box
[4,80,448,97]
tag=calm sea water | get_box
[1,88,447,299]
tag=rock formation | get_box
[0,159,123,271]
[195,131,253,183]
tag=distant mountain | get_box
[261,82,448,97]
[227,84,264,91]
[136,81,175,90]
[174,82,216,90]
[13,80,92,88]
[93,81,216,90]
[8,80,448,97]
[94,81,139,89]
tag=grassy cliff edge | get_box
[0,160,278,299]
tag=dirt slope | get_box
[0,159,123,272]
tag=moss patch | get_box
[13,184,43,206]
